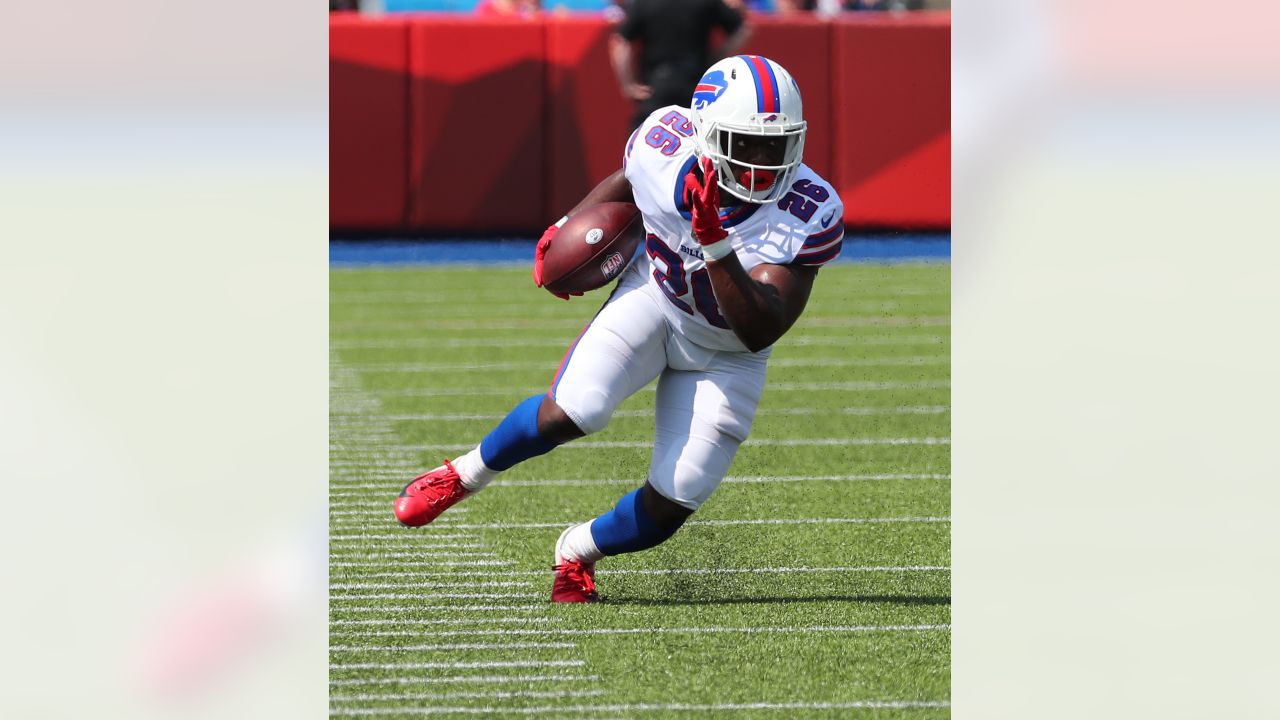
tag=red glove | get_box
[684,156,728,246]
[532,220,580,301]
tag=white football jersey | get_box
[622,105,845,353]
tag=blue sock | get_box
[590,488,688,556]
[479,395,560,471]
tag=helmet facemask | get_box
[695,115,806,205]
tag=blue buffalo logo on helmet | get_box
[692,70,729,110]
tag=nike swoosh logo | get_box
[821,210,836,227]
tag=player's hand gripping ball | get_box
[533,223,579,300]
[533,202,644,299]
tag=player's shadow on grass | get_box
[605,594,950,607]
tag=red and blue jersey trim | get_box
[740,55,780,114]
[795,224,844,266]
[673,154,699,220]
[719,201,762,228]
[674,155,763,228]
[802,224,842,249]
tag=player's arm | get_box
[566,168,634,216]
[705,256,816,353]
[609,26,651,101]
[685,156,816,351]
[533,169,634,298]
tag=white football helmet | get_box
[690,55,806,204]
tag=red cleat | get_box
[393,460,468,527]
[551,560,597,603]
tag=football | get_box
[540,202,644,296]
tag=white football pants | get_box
[548,264,769,510]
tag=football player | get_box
[393,55,844,602]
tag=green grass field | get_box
[330,262,951,718]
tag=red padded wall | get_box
[545,18,635,220]
[742,17,833,184]
[330,16,409,230]
[832,13,950,228]
[407,18,546,232]
[328,13,951,233]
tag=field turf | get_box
[330,262,951,718]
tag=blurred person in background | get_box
[845,0,925,10]
[723,0,770,11]
[603,0,627,24]
[476,0,541,16]
[611,0,752,129]
[774,0,816,14]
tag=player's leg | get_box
[552,349,767,601]
[394,270,665,527]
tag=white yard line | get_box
[603,565,950,575]
[330,641,577,652]
[328,533,481,541]
[364,380,949,398]
[722,472,948,482]
[369,437,950,453]
[553,437,951,448]
[329,674,601,687]
[330,690,606,703]
[331,605,547,613]
[358,357,947,373]
[332,317,947,332]
[330,592,538,601]
[347,565,949,580]
[486,473,949,488]
[333,625,950,646]
[328,541,488,549]
[765,380,951,391]
[331,660,586,671]
[331,334,945,349]
[331,501,480,510]
[425,517,950,530]
[330,560,516,568]
[333,629,564,638]
[330,581,534,591]
[329,551,499,559]
[373,406,948,423]
[330,617,560,627]
[328,700,951,716]
[330,473,949,493]
[786,334,948,346]
[329,511,475,519]
[770,405,949,415]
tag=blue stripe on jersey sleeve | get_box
[803,224,843,247]
[672,154,698,220]
[795,238,844,266]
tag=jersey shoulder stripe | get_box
[721,201,763,228]
[794,229,844,266]
[802,224,842,249]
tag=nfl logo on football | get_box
[599,252,625,279]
